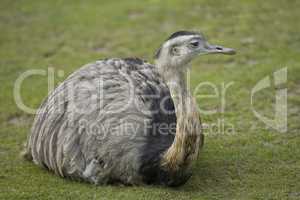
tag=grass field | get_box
[0,0,300,199]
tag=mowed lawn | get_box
[0,0,300,199]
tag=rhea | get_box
[23,31,235,186]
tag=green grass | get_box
[0,0,300,199]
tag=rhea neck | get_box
[155,58,201,172]
[159,67,189,111]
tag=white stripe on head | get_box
[163,35,199,48]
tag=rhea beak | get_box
[206,43,236,55]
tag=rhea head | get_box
[154,31,236,75]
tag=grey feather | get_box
[24,58,178,185]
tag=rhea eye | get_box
[190,41,199,48]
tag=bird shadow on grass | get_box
[20,146,237,194]
[175,155,238,193]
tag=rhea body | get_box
[23,31,235,186]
